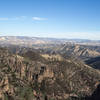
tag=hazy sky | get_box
[0,0,100,40]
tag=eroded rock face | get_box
[0,48,100,100]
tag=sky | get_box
[0,0,100,40]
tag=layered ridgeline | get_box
[39,43,100,60]
[0,36,100,46]
[1,36,100,61]
[0,47,100,100]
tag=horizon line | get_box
[0,35,100,41]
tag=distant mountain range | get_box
[0,36,100,46]
[0,36,100,70]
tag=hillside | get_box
[60,44,100,60]
[0,47,100,100]
[39,43,100,60]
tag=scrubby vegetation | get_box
[0,46,100,100]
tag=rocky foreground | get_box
[0,47,100,100]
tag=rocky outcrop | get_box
[0,47,100,100]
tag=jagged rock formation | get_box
[0,47,100,100]
[50,44,100,60]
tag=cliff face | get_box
[0,47,100,100]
